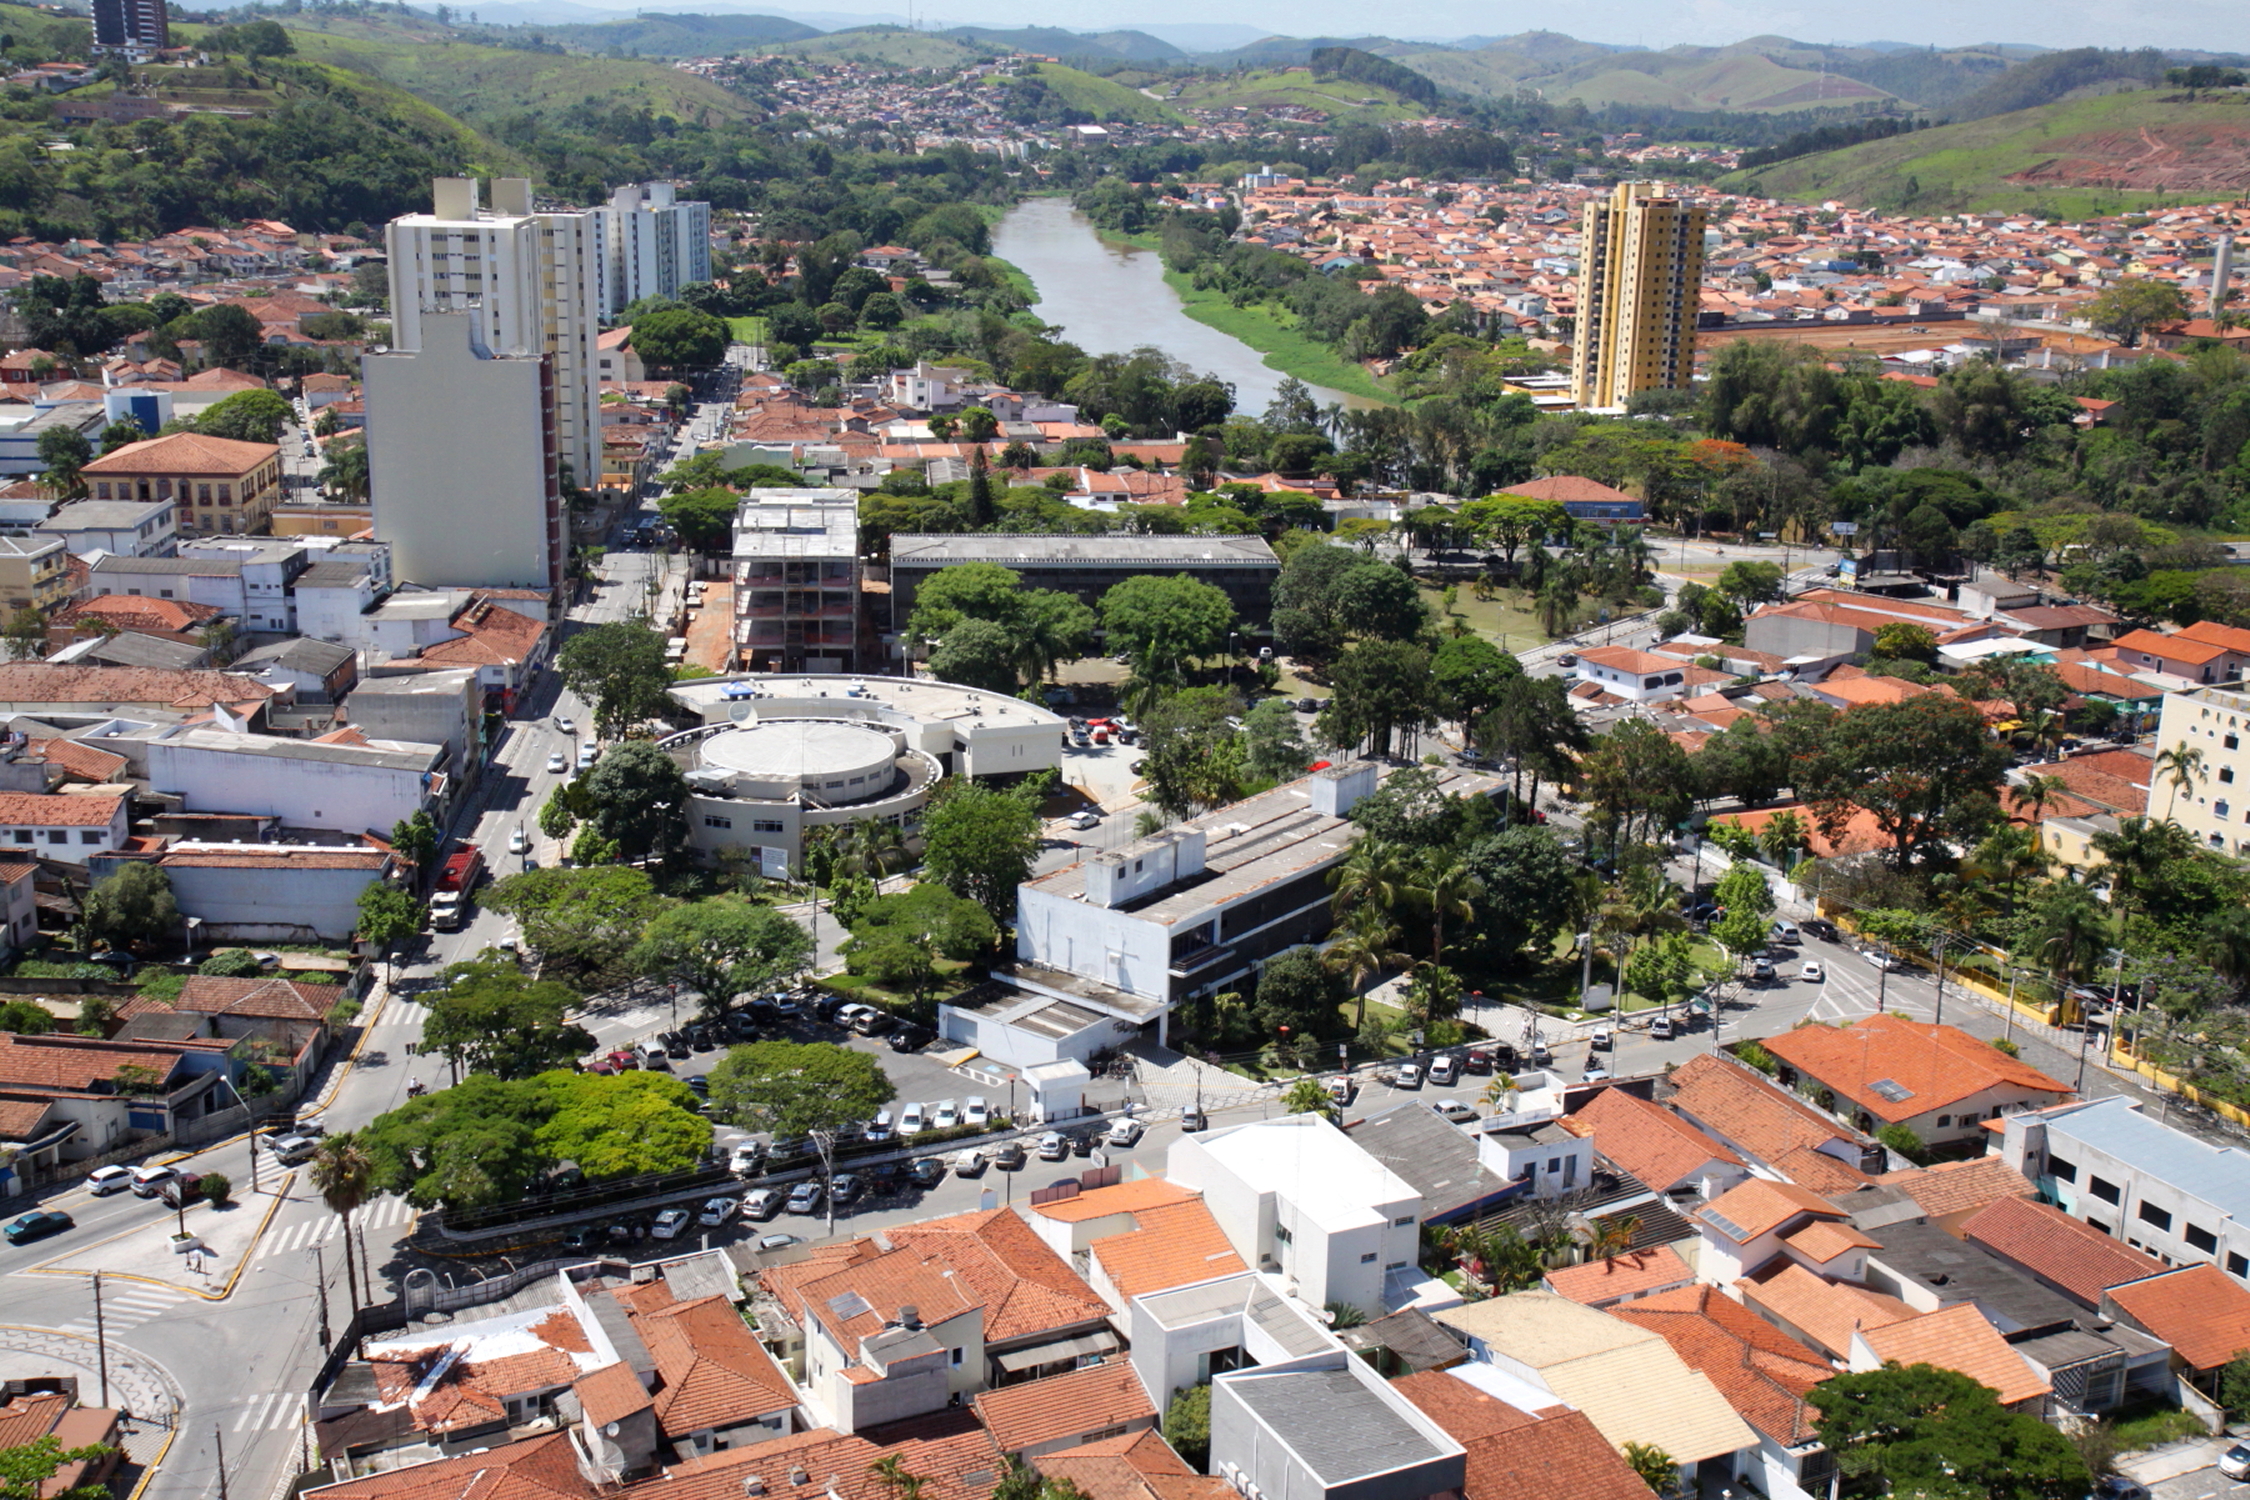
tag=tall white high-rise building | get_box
[598,182,713,315]
[385,177,602,490]
[364,313,564,595]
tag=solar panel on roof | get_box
[1701,1208,1753,1241]
[826,1291,871,1321]
[1870,1078,1915,1103]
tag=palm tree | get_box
[834,818,909,879]
[2155,744,2206,823]
[1281,1076,1332,1117]
[2008,773,2069,826]
[310,1134,377,1325]
[1535,579,1580,639]
[1411,855,1484,964]
[2089,816,2196,933]
[2035,880,2111,991]
[1589,1214,1642,1262]
[1966,825,2051,917]
[1324,910,1411,1029]
[1622,1442,1679,1499]
[1329,840,1411,924]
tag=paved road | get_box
[0,541,668,1500]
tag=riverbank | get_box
[1091,225,1395,406]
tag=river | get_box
[990,197,1374,417]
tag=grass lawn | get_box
[1159,267,1395,405]
[1420,583,1549,656]
[2109,1404,2209,1452]
[726,316,769,345]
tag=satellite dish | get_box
[605,1423,620,1437]
[730,702,755,723]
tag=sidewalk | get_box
[34,1173,299,1300]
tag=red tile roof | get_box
[0,792,120,827]
[1667,1054,1871,1169]
[1696,1178,1844,1244]
[1760,1014,2070,1121]
[0,663,273,709]
[1087,1199,1246,1301]
[1542,1246,1696,1306]
[1859,1303,2050,1407]
[176,974,344,1021]
[1877,1157,2035,1221]
[1959,1196,2164,1306]
[1611,1285,1834,1444]
[650,1423,1003,1500]
[82,430,277,477]
[1393,1372,1654,1500]
[2105,1264,2250,1370]
[627,1293,798,1435]
[881,1208,1111,1344]
[972,1360,1153,1455]
[1561,1086,1742,1191]
[296,1432,596,1500]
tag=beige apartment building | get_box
[385,177,603,491]
[0,534,68,614]
[81,431,283,537]
[2153,683,2250,856]
[1570,180,1708,411]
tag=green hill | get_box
[770,27,990,69]
[508,12,821,58]
[274,27,762,127]
[1164,66,1431,121]
[0,9,533,237]
[941,26,1185,64]
[1013,61,1186,124]
[1719,87,2250,215]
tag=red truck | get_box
[428,843,484,930]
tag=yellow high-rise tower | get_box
[1570,182,1708,410]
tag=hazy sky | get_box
[890,0,2250,53]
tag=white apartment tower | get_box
[364,313,564,595]
[599,182,713,315]
[385,177,603,489]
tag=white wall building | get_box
[363,313,564,594]
[1999,1095,2250,1283]
[597,182,712,315]
[0,792,128,864]
[157,842,391,942]
[36,497,176,558]
[145,725,445,836]
[1166,1114,1424,1315]
[384,177,602,491]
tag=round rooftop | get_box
[698,719,899,803]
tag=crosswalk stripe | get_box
[234,1392,294,1433]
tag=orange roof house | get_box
[1760,1014,2070,1145]
[81,430,285,535]
[1611,1284,1835,1447]
[1562,1083,1746,1196]
[1960,1196,2165,1308]
[971,1360,1155,1458]
[2104,1264,2250,1373]
[1392,1370,1657,1500]
[1852,1303,2050,1410]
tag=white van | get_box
[130,1164,179,1199]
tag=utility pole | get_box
[214,1428,229,1500]
[313,1244,332,1350]
[1932,934,1949,1028]
[92,1272,108,1408]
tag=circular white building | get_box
[663,674,1069,877]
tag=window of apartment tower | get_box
[217,485,232,503]
[197,485,210,503]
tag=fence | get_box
[2106,1049,2250,1132]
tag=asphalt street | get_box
[0,525,671,1500]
